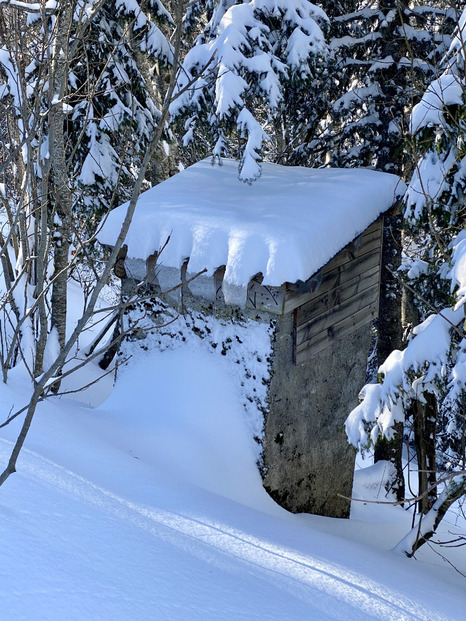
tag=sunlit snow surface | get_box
[0,295,465,620]
[98,159,406,287]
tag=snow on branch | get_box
[329,32,381,51]
[410,74,464,134]
[394,474,466,557]
[237,108,269,182]
[0,0,55,12]
[346,303,465,450]
[171,0,328,182]
[448,230,466,310]
[114,0,174,63]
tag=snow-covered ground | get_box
[0,292,465,621]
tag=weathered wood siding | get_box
[290,219,383,364]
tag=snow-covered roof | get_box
[98,159,406,287]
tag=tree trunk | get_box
[375,205,405,501]
[376,0,409,176]
[49,4,73,352]
[413,393,438,514]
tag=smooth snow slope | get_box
[98,159,406,287]
[0,338,464,621]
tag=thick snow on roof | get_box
[98,159,406,287]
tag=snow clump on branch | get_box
[170,0,328,182]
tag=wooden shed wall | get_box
[291,219,383,363]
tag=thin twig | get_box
[338,470,466,507]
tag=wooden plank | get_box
[333,219,381,254]
[362,218,382,236]
[284,220,383,313]
[214,266,226,302]
[295,301,378,363]
[284,244,381,314]
[361,219,382,240]
[296,282,379,346]
[291,218,384,364]
[321,228,382,276]
[296,264,380,328]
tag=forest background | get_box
[0,0,465,559]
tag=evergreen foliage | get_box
[346,7,466,552]
[68,0,174,232]
[170,0,329,181]
[293,1,455,173]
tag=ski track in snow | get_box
[0,437,454,621]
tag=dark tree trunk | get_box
[49,5,73,353]
[413,393,438,514]
[375,205,405,501]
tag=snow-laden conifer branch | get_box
[171,0,328,181]
[0,0,55,12]
[346,8,466,557]
[345,299,464,451]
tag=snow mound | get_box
[98,159,406,287]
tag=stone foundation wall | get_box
[263,314,372,518]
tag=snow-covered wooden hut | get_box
[98,158,405,518]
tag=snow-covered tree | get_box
[0,0,175,370]
[68,0,174,234]
[345,8,466,556]
[170,0,329,181]
[306,0,455,174]
[0,0,191,488]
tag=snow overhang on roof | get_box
[98,158,406,289]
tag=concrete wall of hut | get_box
[263,317,371,518]
[262,218,383,518]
